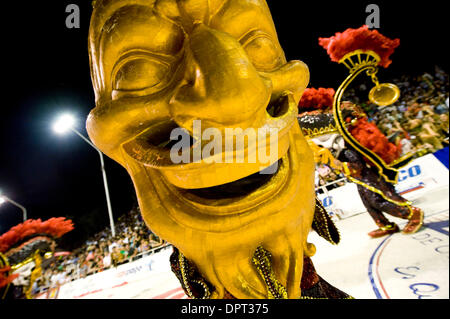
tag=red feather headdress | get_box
[0,218,74,254]
[319,25,400,68]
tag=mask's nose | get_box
[170,24,272,134]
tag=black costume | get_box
[338,147,422,237]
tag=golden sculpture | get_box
[87,0,316,299]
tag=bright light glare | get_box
[0,197,5,205]
[53,114,76,134]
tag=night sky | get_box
[0,0,448,249]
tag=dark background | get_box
[0,0,448,249]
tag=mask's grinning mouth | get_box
[176,159,282,200]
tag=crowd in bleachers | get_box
[31,207,167,296]
[315,163,346,191]
[316,67,449,188]
[347,66,449,154]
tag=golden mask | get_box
[87,0,314,299]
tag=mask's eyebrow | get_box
[209,0,279,45]
[91,4,184,97]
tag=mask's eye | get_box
[113,57,169,92]
[243,35,283,71]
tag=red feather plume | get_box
[319,25,400,68]
[0,218,74,254]
[349,117,402,164]
[299,88,336,110]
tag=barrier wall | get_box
[36,246,185,299]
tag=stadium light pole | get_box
[52,114,116,237]
[0,191,27,222]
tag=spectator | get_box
[102,252,112,269]
[120,244,130,261]
[138,239,151,256]
[149,233,164,248]
[111,246,123,267]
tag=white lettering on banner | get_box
[318,183,366,219]
[395,154,449,198]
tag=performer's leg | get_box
[370,196,424,235]
[365,205,400,238]
[300,257,353,299]
[358,188,400,238]
[378,183,424,234]
[402,206,424,234]
[377,200,410,219]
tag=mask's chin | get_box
[122,122,316,299]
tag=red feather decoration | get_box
[319,25,400,68]
[0,218,74,253]
[349,118,402,164]
[0,266,19,288]
[299,88,336,110]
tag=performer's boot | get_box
[402,206,424,234]
[368,222,399,238]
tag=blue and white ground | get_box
[310,185,448,299]
[311,149,449,299]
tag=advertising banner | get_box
[52,246,183,299]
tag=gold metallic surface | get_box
[305,136,341,170]
[339,50,401,107]
[252,246,288,299]
[87,0,314,299]
[24,251,42,299]
[338,50,380,74]
[0,252,11,299]
[368,83,401,107]
[301,124,339,139]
